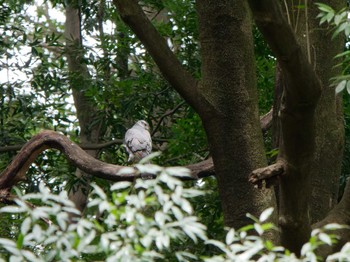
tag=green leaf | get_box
[16,233,24,249]
[316,3,334,13]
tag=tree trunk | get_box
[248,0,323,253]
[195,0,277,228]
[65,1,102,214]
[286,0,345,224]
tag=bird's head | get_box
[135,120,150,131]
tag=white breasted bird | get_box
[123,120,152,163]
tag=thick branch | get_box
[260,108,273,134]
[248,1,322,254]
[112,0,200,111]
[248,0,321,107]
[0,131,212,191]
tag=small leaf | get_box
[319,233,332,246]
[110,181,132,191]
[21,217,31,235]
[166,166,191,177]
[254,223,264,235]
[324,223,347,230]
[139,151,162,164]
[346,81,350,94]
[335,80,346,94]
[225,228,235,245]
[205,239,228,252]
[259,207,274,222]
[16,233,24,249]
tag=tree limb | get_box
[0,130,212,192]
[112,0,200,111]
[151,101,186,136]
[248,0,321,107]
[248,0,322,253]
[260,108,273,134]
[249,159,286,188]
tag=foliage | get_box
[0,164,349,261]
[316,3,350,93]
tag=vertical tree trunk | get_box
[281,0,345,224]
[65,1,102,214]
[299,0,345,224]
[196,0,277,229]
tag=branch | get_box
[0,130,212,191]
[151,101,186,136]
[0,111,273,153]
[260,108,273,134]
[249,159,286,188]
[112,0,200,111]
[0,140,123,153]
[248,0,321,107]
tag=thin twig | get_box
[151,101,186,136]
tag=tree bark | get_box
[288,0,345,224]
[248,0,322,253]
[114,0,277,230]
[0,130,213,195]
[195,0,277,229]
[65,1,102,214]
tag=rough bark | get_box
[65,1,102,213]
[313,180,350,258]
[113,0,277,230]
[289,0,345,224]
[248,0,322,253]
[195,0,277,229]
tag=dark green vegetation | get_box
[1,0,350,259]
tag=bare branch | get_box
[151,101,186,136]
[0,130,212,192]
[260,108,273,134]
[249,159,286,188]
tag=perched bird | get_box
[123,120,152,163]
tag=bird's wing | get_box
[124,127,152,154]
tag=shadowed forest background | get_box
[1,0,350,260]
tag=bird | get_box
[123,120,152,163]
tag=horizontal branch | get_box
[0,130,213,192]
[1,111,273,154]
[249,159,286,188]
[0,138,169,153]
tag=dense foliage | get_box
[1,164,350,261]
[2,0,350,260]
